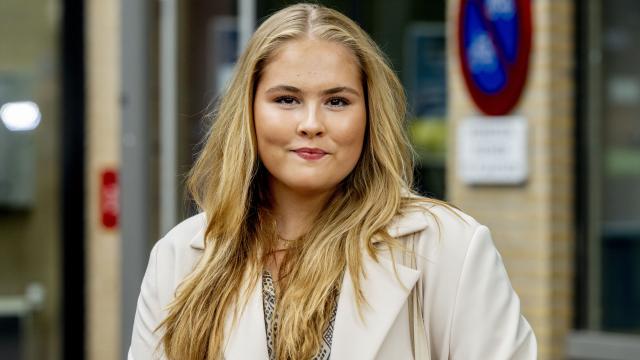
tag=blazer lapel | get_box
[331,255,420,360]
[222,278,270,359]
[331,209,429,359]
[189,219,269,359]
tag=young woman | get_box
[128,3,536,359]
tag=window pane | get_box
[600,0,640,333]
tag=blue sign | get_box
[458,0,532,115]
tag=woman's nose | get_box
[296,104,325,138]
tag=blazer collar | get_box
[189,209,429,250]
[384,208,430,240]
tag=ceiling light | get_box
[0,101,42,131]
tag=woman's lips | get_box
[292,148,328,160]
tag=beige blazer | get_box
[128,204,537,359]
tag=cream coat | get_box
[128,204,537,359]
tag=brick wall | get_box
[446,0,575,358]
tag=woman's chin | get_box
[278,177,340,196]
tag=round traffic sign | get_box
[458,0,532,115]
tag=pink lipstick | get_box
[293,147,327,160]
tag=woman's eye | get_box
[275,96,299,105]
[327,97,349,107]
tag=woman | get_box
[129,3,536,359]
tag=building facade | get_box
[1,0,639,359]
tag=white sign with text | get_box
[457,115,528,185]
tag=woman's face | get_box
[254,38,366,195]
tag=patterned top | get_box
[262,270,338,360]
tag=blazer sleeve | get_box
[128,243,166,360]
[448,225,537,359]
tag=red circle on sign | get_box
[458,0,532,115]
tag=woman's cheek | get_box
[331,114,366,147]
[261,110,296,145]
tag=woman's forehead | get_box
[258,38,362,90]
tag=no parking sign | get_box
[458,0,532,115]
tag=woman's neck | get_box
[269,180,333,241]
[264,178,334,281]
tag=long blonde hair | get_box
[160,3,430,359]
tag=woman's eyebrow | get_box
[321,86,361,97]
[265,85,302,94]
[265,85,360,97]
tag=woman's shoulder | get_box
[151,213,207,272]
[397,200,536,358]
[393,196,491,263]
[156,212,207,249]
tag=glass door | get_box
[597,0,640,333]
[577,0,640,340]
[571,0,640,357]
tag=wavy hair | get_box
[159,3,440,359]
